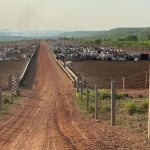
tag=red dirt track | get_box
[0,41,149,149]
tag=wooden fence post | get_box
[86,84,89,111]
[16,73,20,96]
[0,88,2,111]
[145,71,148,88]
[10,77,13,103]
[111,81,116,126]
[10,89,13,103]
[95,85,98,119]
[76,78,79,92]
[82,76,85,89]
[80,81,83,100]
[76,72,80,93]
[8,74,12,90]
[148,66,150,139]
[73,79,76,88]
[123,76,125,93]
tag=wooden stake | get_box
[111,81,116,126]
[86,84,89,111]
[145,71,148,88]
[8,74,12,90]
[123,76,125,93]
[95,85,98,119]
[80,81,83,100]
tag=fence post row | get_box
[111,81,116,126]
[95,85,98,119]
[0,88,2,111]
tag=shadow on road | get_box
[20,45,39,89]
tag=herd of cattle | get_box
[0,41,37,62]
[52,44,150,62]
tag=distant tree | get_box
[117,38,126,41]
[147,34,150,40]
[104,39,112,41]
[95,39,101,45]
[126,35,138,41]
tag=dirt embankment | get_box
[0,41,149,149]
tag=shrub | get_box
[89,89,95,99]
[3,97,10,105]
[137,99,149,114]
[101,105,111,112]
[116,93,125,100]
[124,101,137,115]
[141,99,149,110]
[89,106,95,113]
[99,89,111,99]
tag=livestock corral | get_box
[48,39,150,135]
[48,39,150,61]
[0,40,38,89]
[47,39,150,89]
[72,60,150,134]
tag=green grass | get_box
[75,88,149,132]
[0,93,18,115]
[98,89,111,99]
[123,100,137,115]
[75,89,148,116]
[122,98,148,115]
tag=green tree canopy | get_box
[126,35,138,41]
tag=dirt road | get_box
[0,41,149,149]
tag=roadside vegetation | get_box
[74,89,148,131]
[0,93,18,114]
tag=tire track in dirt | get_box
[0,107,34,149]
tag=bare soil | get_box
[0,60,24,89]
[72,60,150,89]
[0,41,149,149]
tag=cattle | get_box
[140,54,149,60]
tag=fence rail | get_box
[52,53,78,86]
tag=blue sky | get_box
[0,0,150,31]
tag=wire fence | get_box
[75,69,149,136]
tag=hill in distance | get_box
[59,27,150,41]
[0,30,63,41]
[0,27,150,41]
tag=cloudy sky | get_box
[0,0,150,31]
